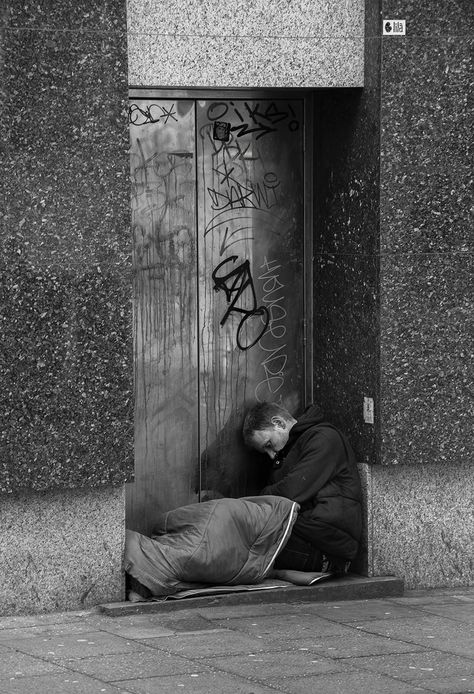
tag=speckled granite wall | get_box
[127,0,365,87]
[313,1,473,588]
[0,1,133,491]
[312,2,381,465]
[379,1,473,468]
[312,87,380,465]
[0,486,125,615]
[0,1,131,613]
[368,461,474,589]
[372,0,473,586]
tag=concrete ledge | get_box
[98,575,404,616]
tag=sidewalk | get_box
[0,584,473,694]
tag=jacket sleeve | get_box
[261,428,340,504]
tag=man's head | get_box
[243,402,296,459]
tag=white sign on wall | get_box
[383,19,406,35]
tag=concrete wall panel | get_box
[0,486,125,615]
[369,463,474,588]
[127,0,365,87]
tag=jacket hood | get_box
[290,403,326,436]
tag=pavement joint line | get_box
[206,664,315,694]
[333,623,474,661]
[135,639,331,657]
[383,600,474,624]
[196,654,352,676]
[333,654,474,693]
[0,655,116,689]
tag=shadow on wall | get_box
[196,401,271,500]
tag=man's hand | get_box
[200,489,225,502]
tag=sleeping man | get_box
[242,401,363,575]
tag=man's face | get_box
[250,420,290,460]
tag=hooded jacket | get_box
[261,404,362,560]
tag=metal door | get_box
[127,92,311,534]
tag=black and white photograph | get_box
[0,1,472,692]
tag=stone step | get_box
[99,574,404,617]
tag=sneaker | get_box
[322,555,351,576]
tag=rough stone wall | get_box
[127,0,365,87]
[314,1,473,588]
[1,0,133,493]
[0,0,131,613]
[372,0,473,588]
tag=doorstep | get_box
[99,574,404,617]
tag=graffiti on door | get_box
[127,95,306,531]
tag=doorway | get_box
[126,90,313,534]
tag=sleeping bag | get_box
[124,495,299,596]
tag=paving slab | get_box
[0,648,66,679]
[389,588,474,606]
[57,649,211,681]
[351,615,474,658]
[81,613,180,637]
[138,628,281,658]
[299,599,427,622]
[115,670,279,693]
[291,630,429,659]
[416,673,474,693]
[95,623,177,640]
[6,631,145,660]
[200,648,351,678]
[348,650,474,681]
[196,601,325,620]
[414,603,474,624]
[0,621,103,642]
[212,612,351,639]
[264,670,432,693]
[0,611,93,630]
[0,672,134,694]
[160,614,217,632]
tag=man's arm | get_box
[261,428,341,504]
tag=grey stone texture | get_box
[0,0,133,493]
[379,1,473,466]
[312,2,381,465]
[127,0,365,87]
[0,0,130,617]
[379,27,473,467]
[314,0,472,589]
[0,486,125,616]
[369,461,474,589]
[370,0,473,588]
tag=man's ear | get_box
[271,416,286,429]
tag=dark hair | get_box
[242,402,293,446]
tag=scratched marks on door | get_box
[129,102,178,126]
[128,95,306,515]
[200,101,290,356]
[197,99,304,466]
[255,257,288,403]
[128,101,199,531]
